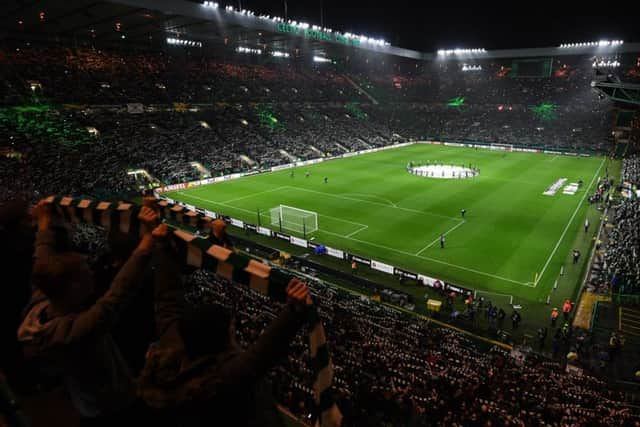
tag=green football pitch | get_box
[166,144,610,306]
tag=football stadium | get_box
[1,1,640,426]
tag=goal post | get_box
[269,205,318,235]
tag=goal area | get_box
[270,205,318,234]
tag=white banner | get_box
[257,226,272,237]
[230,218,244,228]
[204,209,216,218]
[371,260,394,274]
[223,173,244,181]
[326,246,344,259]
[512,148,539,153]
[185,204,196,211]
[418,274,444,288]
[290,236,308,248]
[271,163,295,172]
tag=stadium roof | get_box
[2,0,639,61]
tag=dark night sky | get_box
[235,1,640,52]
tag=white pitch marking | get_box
[284,186,462,222]
[176,191,368,233]
[345,224,369,238]
[176,192,262,215]
[222,186,288,204]
[534,158,605,287]
[415,220,466,256]
[340,192,398,208]
[177,191,530,287]
[318,229,530,286]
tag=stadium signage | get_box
[156,143,413,194]
[276,23,361,47]
[275,232,291,241]
[418,274,444,289]
[394,268,418,281]
[326,246,344,259]
[445,284,465,294]
[257,226,272,237]
[290,236,308,248]
[271,164,294,172]
[371,260,394,274]
[350,255,371,266]
[245,223,257,232]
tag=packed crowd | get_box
[188,269,640,426]
[1,42,619,203]
[600,156,640,295]
[0,105,399,200]
[0,46,364,105]
[369,103,611,152]
[0,100,610,203]
[2,198,637,427]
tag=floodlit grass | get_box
[167,144,612,310]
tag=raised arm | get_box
[150,223,183,339]
[50,206,159,342]
[217,279,313,387]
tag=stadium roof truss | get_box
[1,0,639,61]
[592,81,640,106]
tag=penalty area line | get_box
[415,220,466,256]
[176,192,530,288]
[345,224,369,238]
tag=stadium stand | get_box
[601,155,640,295]
[0,42,627,202]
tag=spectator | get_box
[511,309,521,328]
[17,200,160,424]
[562,299,573,320]
[551,307,559,327]
[138,224,313,427]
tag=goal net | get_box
[270,205,318,234]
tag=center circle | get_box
[409,164,479,179]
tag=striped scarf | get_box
[43,196,342,426]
